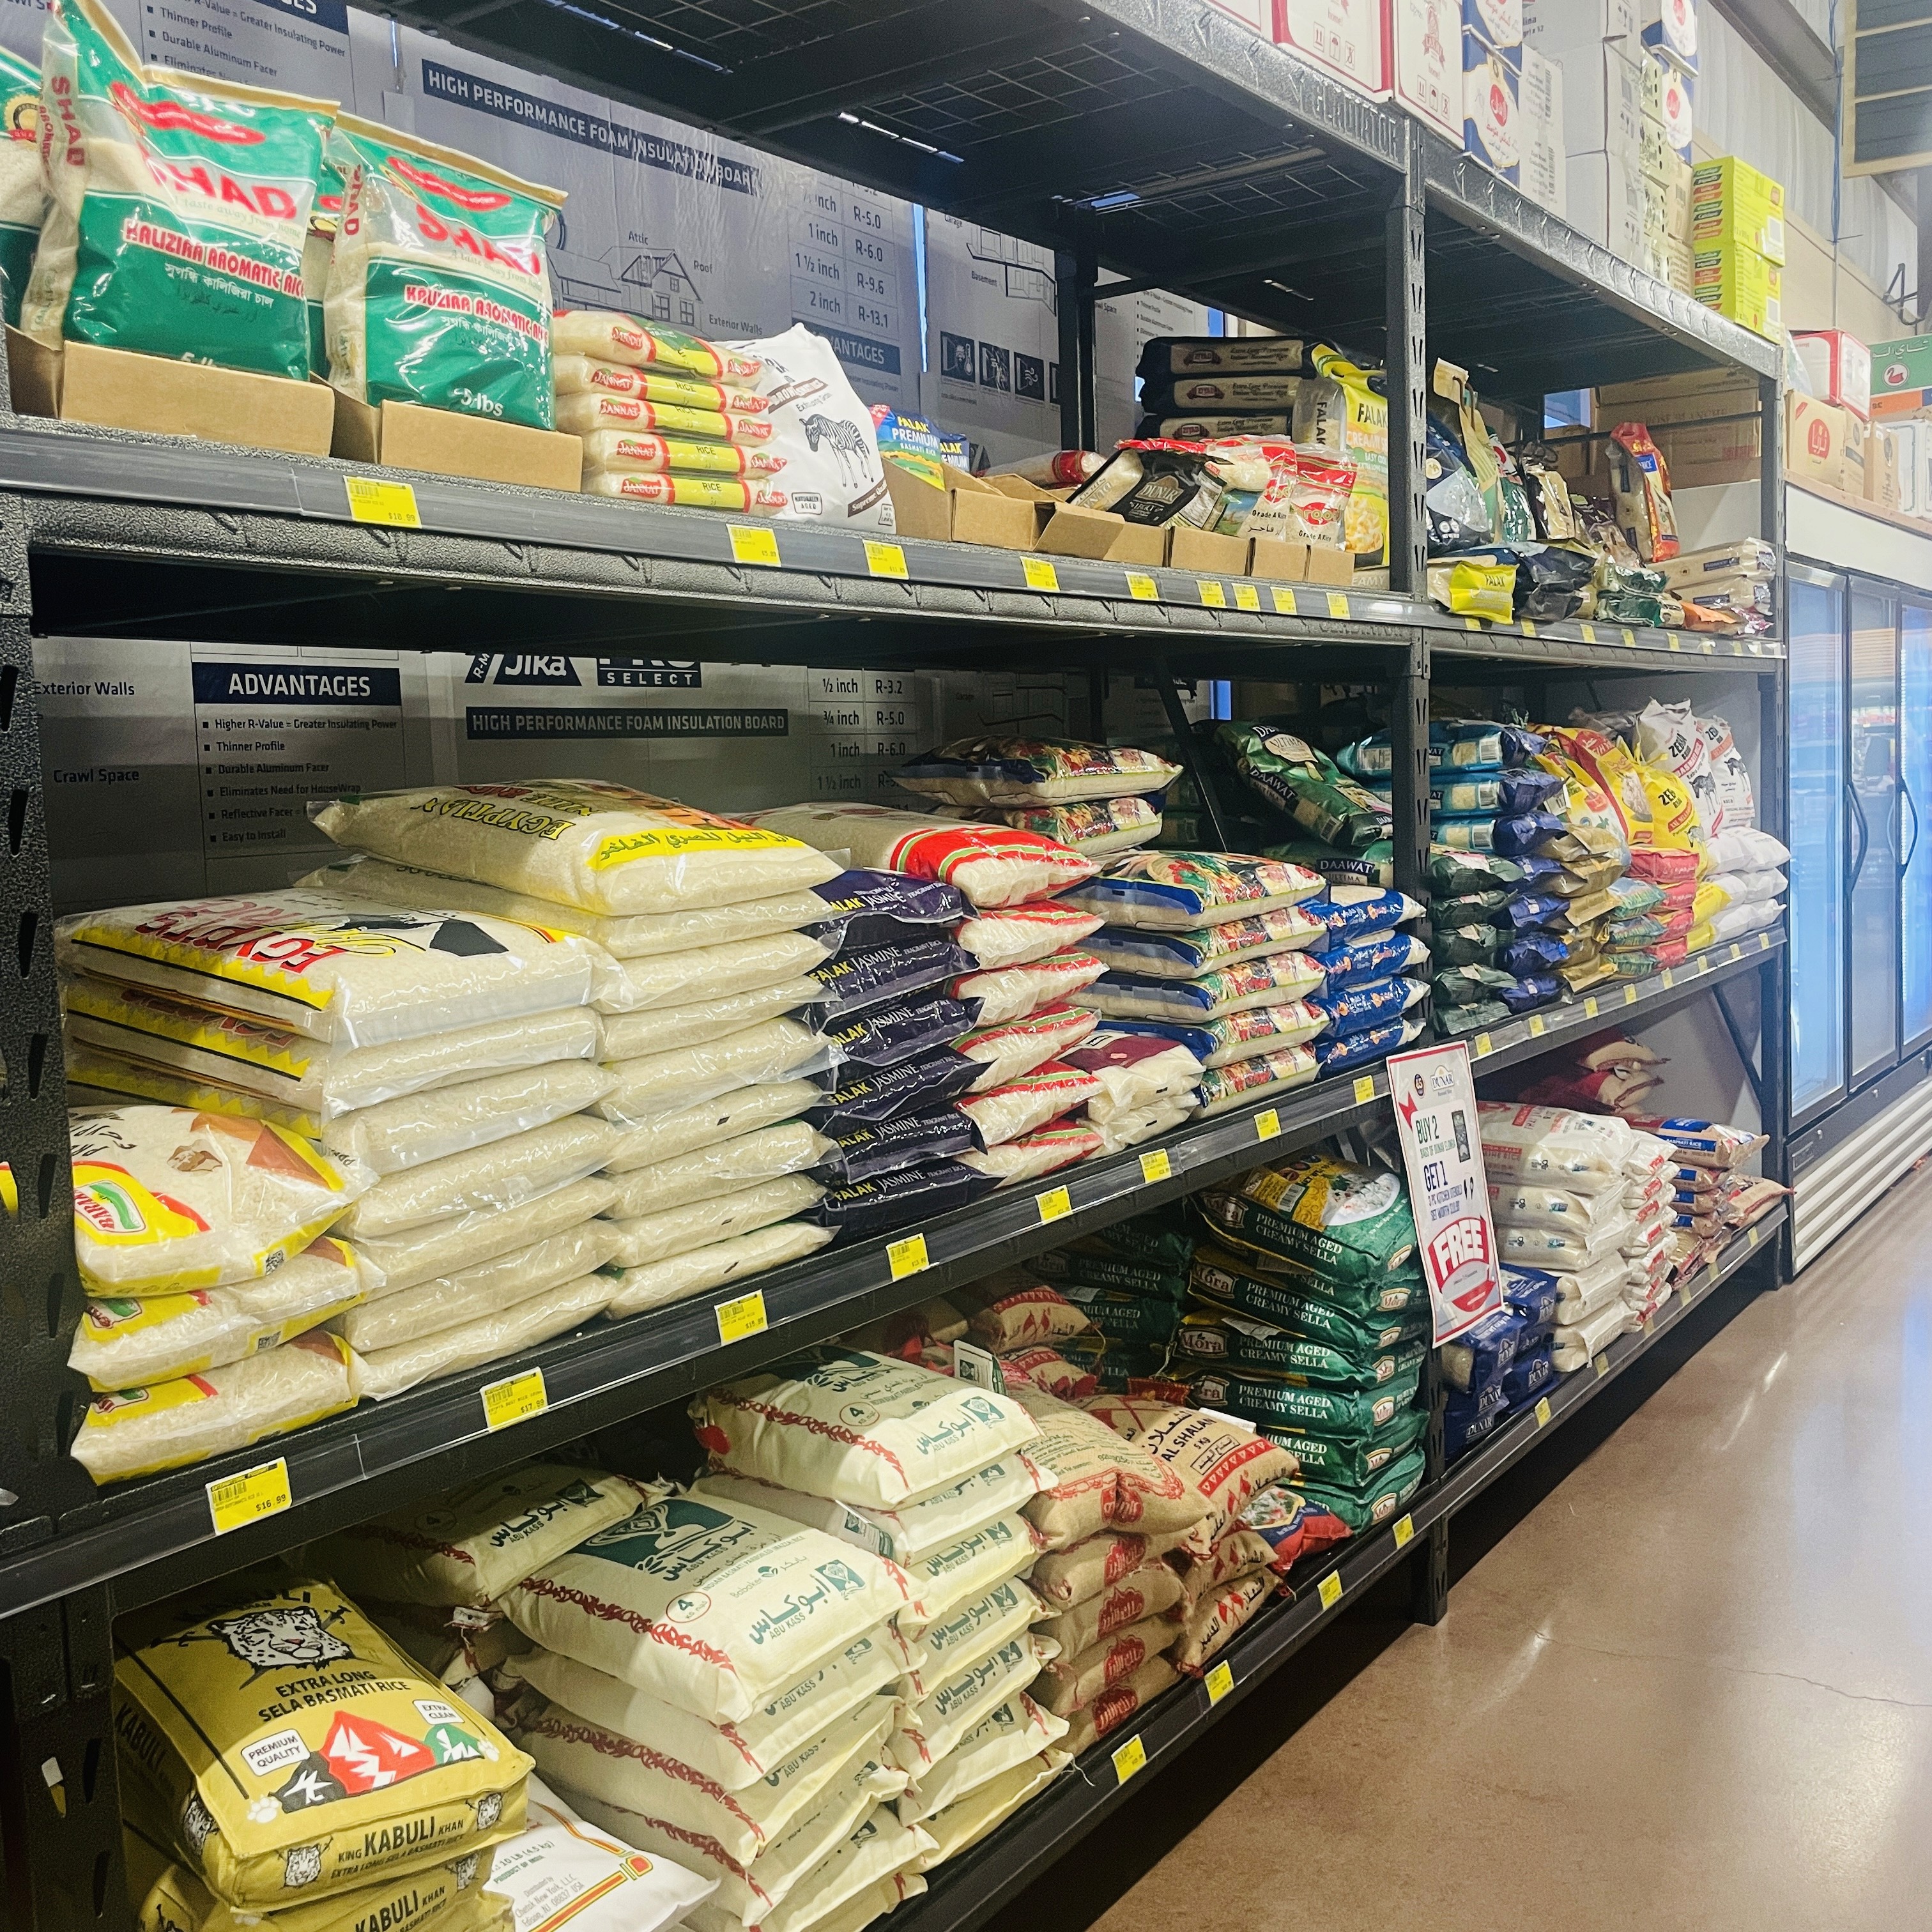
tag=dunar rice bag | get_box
[113,1576,531,1910]
[27,0,334,375]
[324,116,564,429]
[0,45,44,328]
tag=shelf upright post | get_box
[1384,136,1428,599]
[1758,368,1790,1274]
[1053,208,1100,453]
[1154,657,1233,851]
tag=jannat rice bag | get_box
[113,1576,530,1910]
[323,116,562,427]
[25,0,334,378]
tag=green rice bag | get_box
[1060,1282,1183,1345]
[1431,963,1515,1003]
[1430,924,1502,968]
[1188,1246,1426,1352]
[1263,1406,1429,1486]
[1436,999,1512,1038]
[1182,1367,1421,1439]
[1263,839,1396,891]
[1033,1248,1189,1301]
[1172,1311,1425,1391]
[1295,1445,1427,1531]
[1197,1154,1418,1289]
[1430,890,1510,930]
[1071,1216,1196,1271]
[1427,848,1528,896]
[1218,723,1390,851]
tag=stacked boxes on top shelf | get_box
[1690,156,1785,339]
[1462,0,1525,184]
[1526,0,1644,261]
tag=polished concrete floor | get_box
[1089,1165,1932,1932]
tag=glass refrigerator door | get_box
[1850,585,1901,1092]
[1788,569,1848,1124]
[1902,600,1932,1057]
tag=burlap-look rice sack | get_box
[312,783,839,919]
[694,1349,1038,1511]
[310,1464,648,1609]
[1009,1386,1208,1550]
[113,1577,530,1909]
[500,1488,910,1722]
[1034,1614,1183,1717]
[1036,1560,1184,1657]
[1172,1568,1275,1672]
[1057,1652,1176,1757]
[1080,1398,1297,1554]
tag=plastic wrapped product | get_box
[798,1161,999,1237]
[603,1122,832,1218]
[603,1080,825,1174]
[355,1273,615,1399]
[894,739,1181,808]
[1076,949,1324,1023]
[596,1020,834,1125]
[602,1221,832,1320]
[802,1052,979,1131]
[1312,1015,1423,1076]
[1103,1002,1326,1070]
[1239,1484,1351,1571]
[1627,1117,1768,1170]
[1215,725,1390,850]
[802,868,967,944]
[1427,847,1527,896]
[301,854,832,960]
[1056,851,1326,932]
[1063,1029,1204,1120]
[1295,1445,1426,1535]
[603,1176,825,1268]
[1310,888,1423,944]
[323,1062,618,1174]
[1551,1297,1632,1372]
[824,995,983,1070]
[69,1106,369,1294]
[1439,1308,1524,1394]
[954,901,1105,969]
[1081,904,1328,982]
[815,1109,979,1183]
[555,365,767,419]
[335,1221,622,1353]
[956,1061,1103,1147]
[553,312,760,378]
[960,1121,1104,1184]
[70,1236,364,1390]
[958,1003,1098,1091]
[1308,976,1426,1034]
[1199,1154,1416,1285]
[1308,930,1430,992]
[977,797,1161,857]
[746,805,1094,908]
[485,1784,717,1932]
[895,1693,1065,1826]
[57,893,601,1046]
[597,983,822,1062]
[349,1177,617,1294]
[1092,1099,1192,1153]
[312,1465,648,1609]
[953,952,1105,1027]
[595,932,831,1015]
[807,939,976,1018]
[1434,999,1509,1039]
[1193,1045,1319,1116]
[1705,825,1788,873]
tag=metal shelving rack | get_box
[0,4,1790,1926]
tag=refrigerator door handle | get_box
[1848,780,1870,889]
[1903,779,1921,877]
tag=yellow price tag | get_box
[1579,622,1598,641]
[344,476,421,526]
[1661,967,1675,988]
[1126,572,1160,601]
[1204,1660,1234,1705]
[887,1233,929,1280]
[1353,1075,1375,1103]
[1325,591,1350,618]
[480,1367,548,1431]
[1747,1224,1759,1247]
[1621,628,1637,647]
[1392,1514,1414,1550]
[1271,585,1298,615]
[864,540,907,579]
[207,1458,291,1536]
[1199,579,1227,608]
[1317,1572,1343,1610]
[1255,1108,1281,1142]
[1702,638,1715,653]
[1234,583,1261,611]
[1036,1185,1073,1225]
[1474,1032,1492,1057]
[1595,1353,1610,1378]
[729,525,781,567]
[1528,1015,1546,1036]
[1022,556,1059,592]
[1668,634,1681,651]
[1465,616,1480,630]
[1729,944,1743,962]
[1534,1395,1552,1427]
[1519,618,1537,636]
[1112,1735,1147,1784]
[1140,1148,1172,1184]
[1759,932,1772,951]
[1623,985,1638,1006]
[716,1290,769,1344]
[1584,996,1600,1018]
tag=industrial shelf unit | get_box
[0,3,1789,1926]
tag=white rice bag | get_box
[602,1222,834,1321]
[894,1692,1066,1825]
[596,1020,835,1124]
[891,1630,1054,1767]
[354,1271,616,1400]
[1062,1028,1204,1121]
[956,1062,1103,1148]
[1704,826,1788,872]
[1476,1102,1629,1193]
[603,1122,833,1218]
[954,903,1104,967]
[597,983,820,1060]
[891,1577,1047,1703]
[958,1004,1098,1091]
[602,1081,827,1174]
[594,932,831,1014]
[602,1177,825,1268]
[1552,1297,1633,1371]
[348,1176,617,1293]
[953,953,1106,1027]
[322,1061,618,1175]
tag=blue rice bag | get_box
[1308,930,1431,991]
[1502,1341,1557,1407]
[1498,930,1577,977]
[1499,892,1569,931]
[1498,973,1562,1014]
[1441,1307,1524,1394]
[1310,974,1426,1032]
[1312,1014,1425,1075]
[1445,1392,1513,1459]
[1502,1264,1561,1334]
[1314,886,1423,943]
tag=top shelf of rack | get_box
[378,0,1782,394]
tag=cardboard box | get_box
[1693,242,1781,338]
[1464,33,1524,176]
[1390,0,1462,141]
[1558,43,1642,152]
[1272,0,1393,97]
[1250,536,1313,581]
[1871,332,1932,403]
[1843,411,1868,496]
[1639,0,1695,68]
[332,394,580,491]
[1639,53,1692,160]
[1691,155,1786,262]
[1865,421,1900,509]
[1517,46,1565,206]
[1874,387,1932,421]
[1167,524,1253,576]
[1466,0,1522,52]
[1105,521,1170,567]
[1568,150,1644,257]
[1786,394,1847,489]
[1795,330,1873,422]
[1034,501,1131,558]
[1522,0,1636,52]
[949,488,1046,551]
[1304,542,1356,584]
[10,333,338,457]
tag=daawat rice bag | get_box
[1197,1154,1419,1289]
[309,1465,652,1609]
[498,1487,911,1723]
[113,1577,530,1910]
[24,0,335,379]
[692,1348,1039,1510]
[312,783,839,918]
[69,1107,369,1294]
[324,116,563,430]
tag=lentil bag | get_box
[114,1577,530,1910]
[1196,1154,1418,1291]
[25,0,335,378]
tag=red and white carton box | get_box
[1795,330,1873,423]
[1389,0,1462,141]
[1273,0,1393,98]
[1204,0,1273,33]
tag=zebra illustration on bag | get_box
[802,413,871,487]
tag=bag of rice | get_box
[1056,852,1326,931]
[694,1349,1038,1509]
[958,1004,1097,1091]
[338,1116,617,1239]
[956,1061,1102,1148]
[604,1122,832,1219]
[1239,1484,1351,1570]
[595,931,830,1015]
[1061,1029,1203,1122]
[322,117,562,427]
[893,739,1181,808]
[891,1577,1045,1704]
[1035,1560,1184,1657]
[907,1756,1064,1872]
[1011,1386,1209,1549]
[602,1081,825,1174]
[954,902,1104,967]
[599,983,822,1061]
[960,1121,1105,1185]
[1034,1615,1182,1717]
[602,1175,824,1269]
[500,1487,911,1721]
[1171,1570,1273,1672]
[114,1576,529,1908]
[1057,1653,1176,1756]
[602,1222,833,1321]
[353,1273,616,1401]
[1196,1154,1418,1287]
[1082,1402,1294,1551]
[894,1693,1066,1826]
[348,1176,615,1294]
[0,46,43,330]
[24,0,334,378]
[953,952,1105,1027]
[324,1062,618,1177]
[1027,1529,1171,1610]
[891,1630,1054,1768]
[70,1235,364,1389]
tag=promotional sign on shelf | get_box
[1386,1041,1502,1343]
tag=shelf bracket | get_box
[1385,143,1429,599]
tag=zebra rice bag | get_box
[26,0,334,378]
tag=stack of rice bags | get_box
[1029,1206,1197,1389]
[302,782,850,1328]
[1185,1153,1430,1534]
[1299,882,1430,1078]
[59,1100,372,1483]
[685,1349,1078,1877]
[1437,1263,1564,1460]
[1057,851,1341,1119]
[1217,718,1397,893]
[1632,1113,1784,1268]
[487,1462,932,1932]
[747,802,1113,1208]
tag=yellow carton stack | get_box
[1690,157,1785,339]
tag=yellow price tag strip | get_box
[207,1458,291,1536]
[1594,1353,1610,1378]
[1234,583,1261,611]
[1199,579,1227,608]
[480,1367,548,1431]
[1621,628,1637,647]
[1729,943,1743,962]
[1519,618,1537,636]
[1474,1032,1492,1057]
[1140,1148,1172,1184]
[887,1233,929,1280]
[1317,1572,1343,1611]
[1528,1015,1546,1036]
[1022,556,1059,592]
[1579,622,1598,641]
[1584,996,1600,1018]
[344,477,420,526]
[1255,1108,1281,1142]
[1747,1223,1759,1247]
[1036,1185,1073,1224]
[1759,932,1772,951]
[1271,585,1298,615]
[1623,985,1638,1006]
[1126,571,1159,601]
[1535,1395,1552,1427]
[1353,1075,1376,1103]
[729,525,781,567]
[716,1290,769,1344]
[864,540,907,579]
[1392,1514,1414,1550]
[1661,967,1675,988]
[1668,634,1681,651]
[1112,1735,1147,1784]
[1325,591,1350,618]
[1204,1660,1234,1705]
